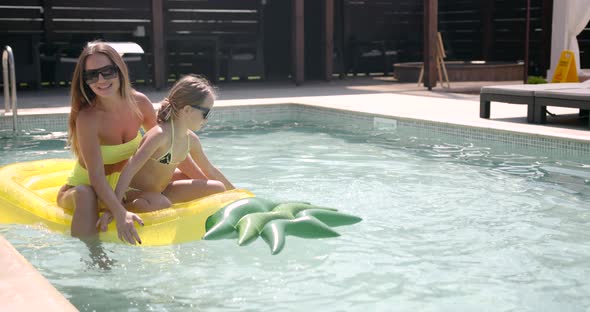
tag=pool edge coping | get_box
[0,235,78,311]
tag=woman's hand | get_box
[96,211,113,232]
[113,209,144,245]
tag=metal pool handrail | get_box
[2,45,18,132]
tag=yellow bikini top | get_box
[100,131,142,164]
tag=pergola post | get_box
[292,0,304,85]
[42,0,54,42]
[324,0,334,81]
[540,0,553,75]
[481,0,494,61]
[151,0,166,89]
[524,0,531,83]
[423,0,437,90]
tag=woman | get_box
[56,41,156,245]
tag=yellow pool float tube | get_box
[0,159,254,246]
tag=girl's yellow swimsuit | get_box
[66,132,142,189]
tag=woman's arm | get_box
[134,91,157,131]
[188,132,235,190]
[114,128,165,201]
[77,111,143,245]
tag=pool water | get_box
[1,122,590,311]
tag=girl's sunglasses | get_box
[83,65,118,84]
[191,105,211,119]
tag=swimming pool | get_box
[1,120,590,311]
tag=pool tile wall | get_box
[293,105,375,131]
[293,104,590,158]
[2,104,590,157]
[0,113,68,133]
[209,104,295,123]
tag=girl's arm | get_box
[176,156,208,179]
[188,132,235,190]
[76,112,143,245]
[114,129,165,201]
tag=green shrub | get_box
[527,76,547,84]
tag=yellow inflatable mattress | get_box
[0,159,254,246]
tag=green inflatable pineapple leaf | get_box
[203,197,362,254]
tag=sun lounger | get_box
[480,83,589,123]
[534,88,590,127]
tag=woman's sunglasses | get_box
[191,105,211,119]
[83,65,118,84]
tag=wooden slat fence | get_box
[438,0,482,60]
[43,0,153,84]
[0,1,44,87]
[165,0,265,82]
[0,0,572,87]
[341,0,553,77]
[0,0,267,87]
[576,16,590,69]
[342,0,423,75]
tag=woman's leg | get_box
[57,184,99,238]
[57,185,115,270]
[162,179,226,204]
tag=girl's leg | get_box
[97,191,172,230]
[125,191,172,213]
[171,169,190,181]
[162,179,226,204]
[57,184,99,238]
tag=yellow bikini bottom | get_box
[66,162,121,190]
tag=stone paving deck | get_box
[7,77,588,142]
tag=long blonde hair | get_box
[67,41,142,157]
[157,75,216,123]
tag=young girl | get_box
[97,75,234,230]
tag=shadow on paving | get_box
[11,76,512,109]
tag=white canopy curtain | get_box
[548,0,590,78]
[566,0,590,72]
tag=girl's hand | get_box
[96,211,113,232]
[113,210,144,245]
